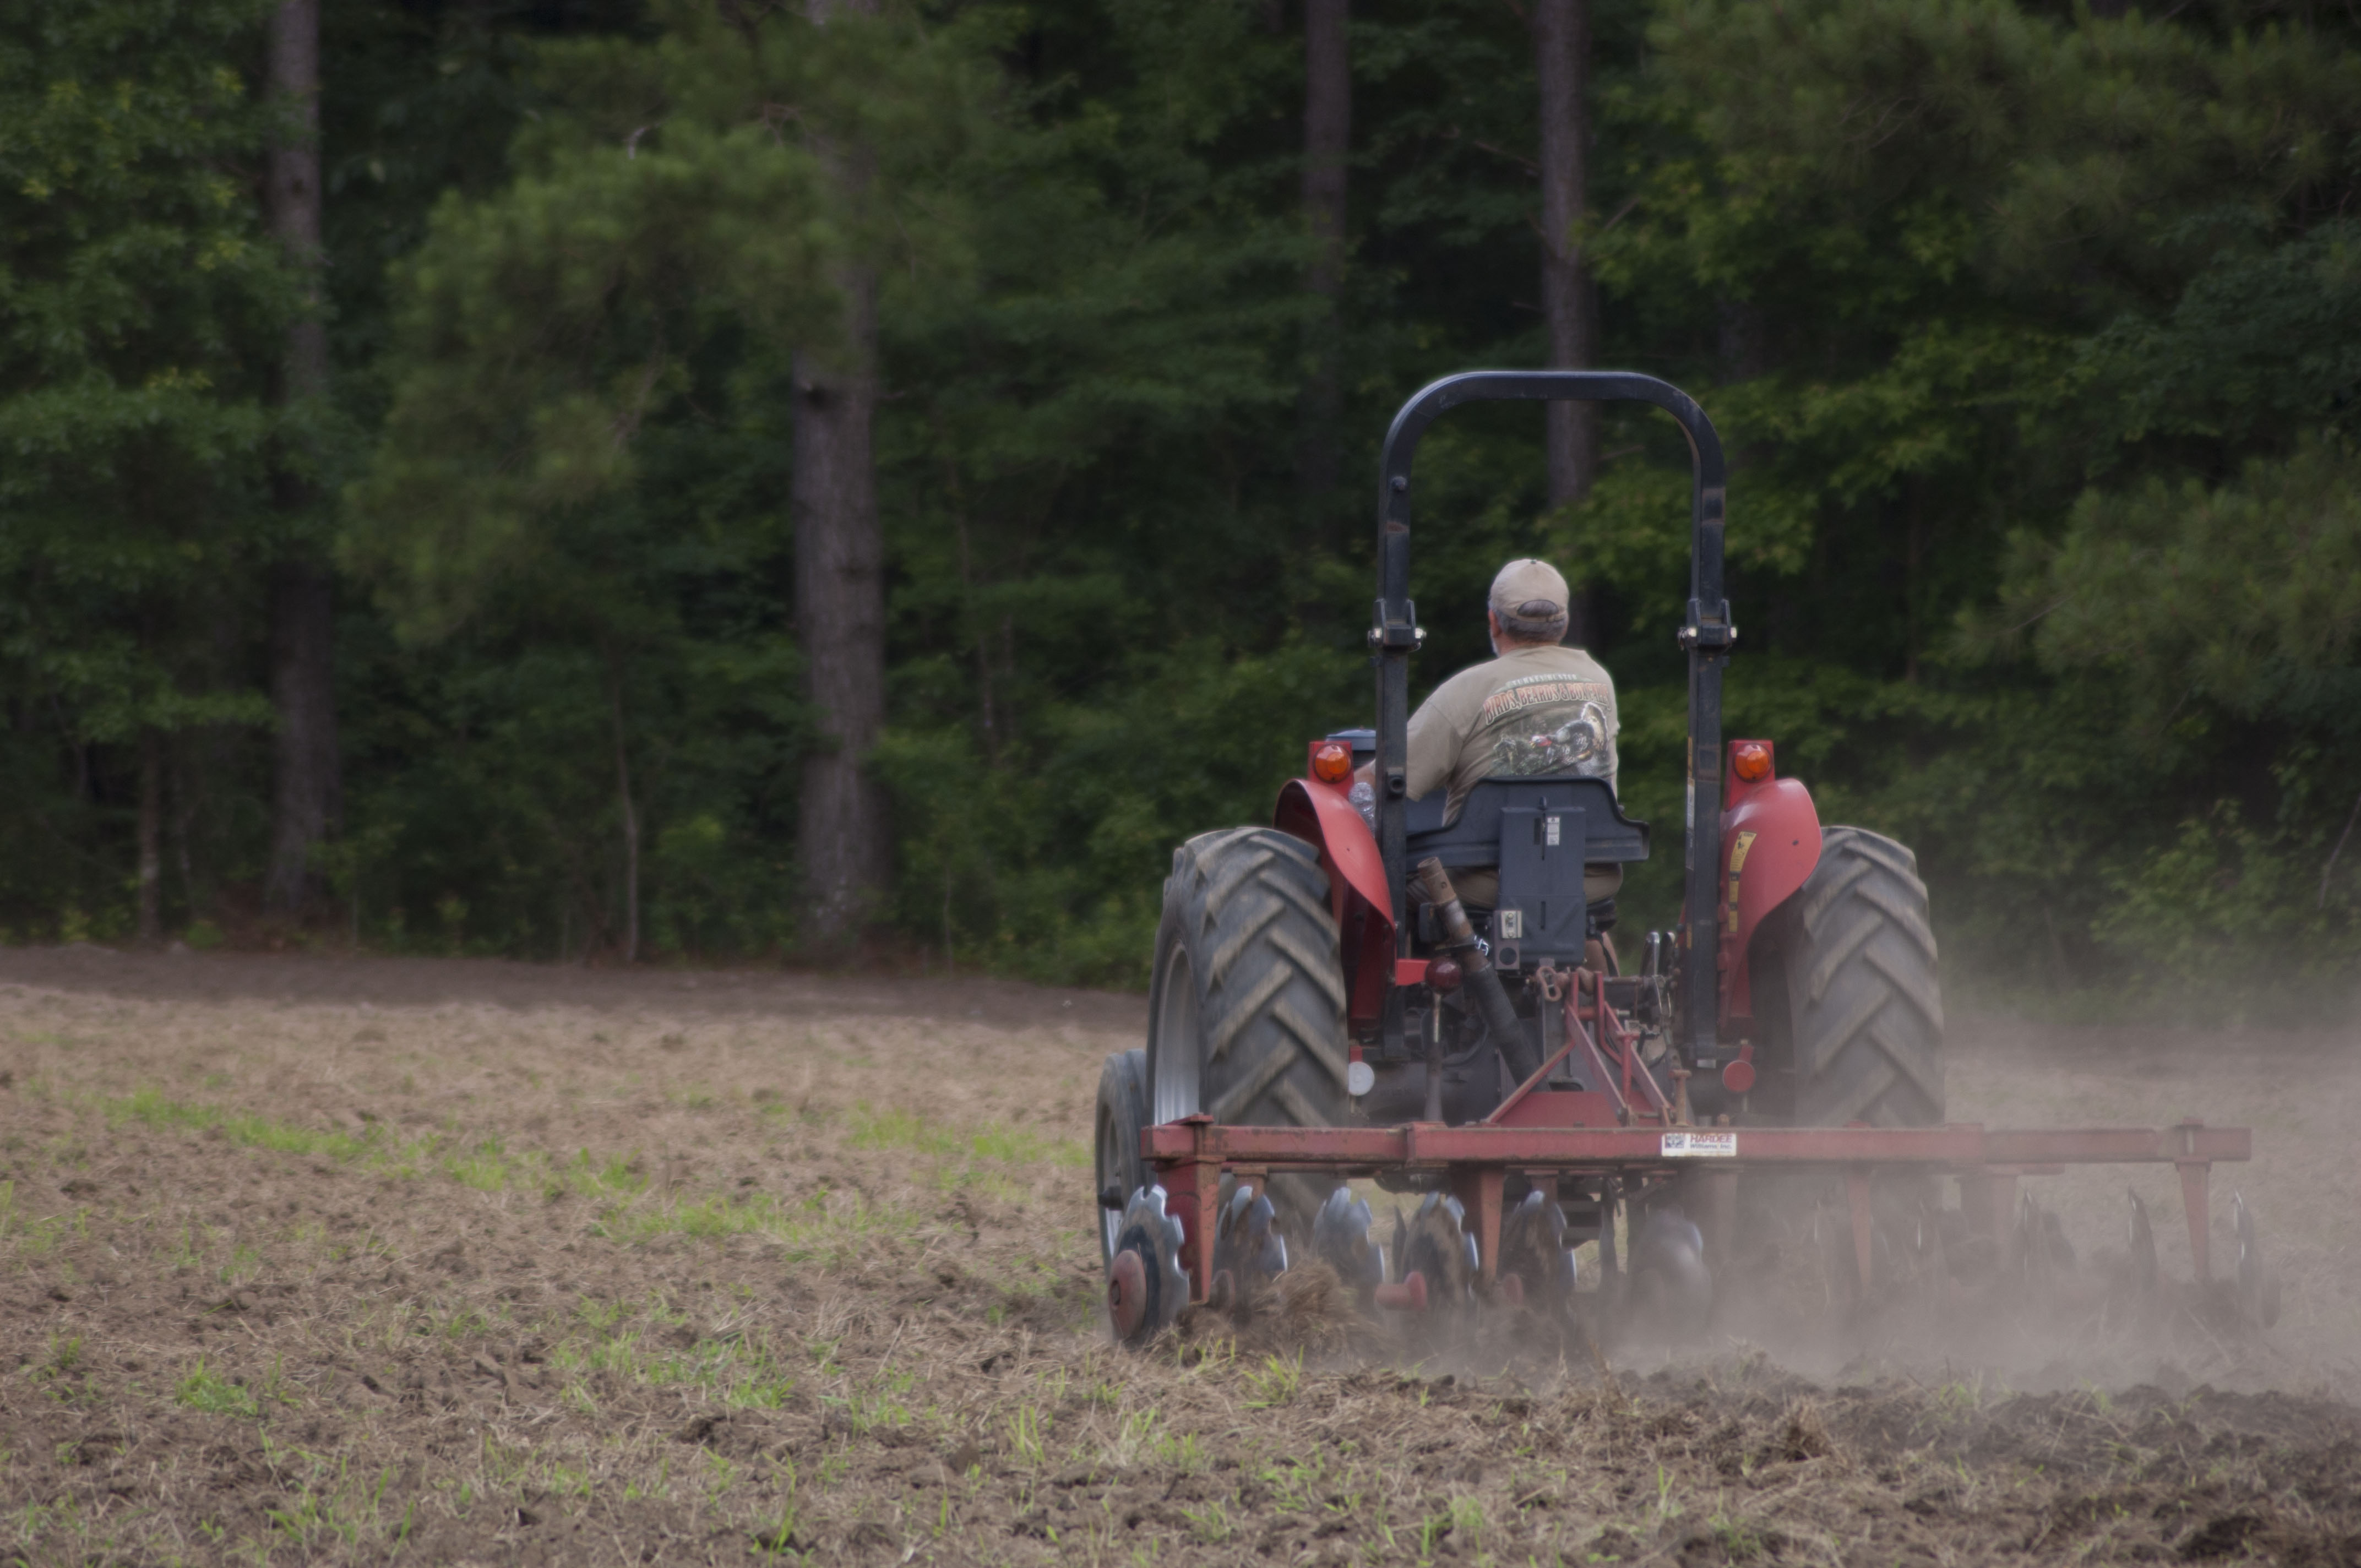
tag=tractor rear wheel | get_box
[1144,826,1353,1232]
[1750,826,1945,1126]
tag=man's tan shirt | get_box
[1406,644,1618,823]
[1405,645,1620,906]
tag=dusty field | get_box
[0,944,2356,1566]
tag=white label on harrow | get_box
[1661,1131,1737,1158]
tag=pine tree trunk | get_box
[266,563,339,912]
[795,285,890,940]
[608,664,640,963]
[795,0,891,945]
[1298,0,1351,508]
[262,0,340,916]
[1535,0,1598,644]
[138,731,162,944]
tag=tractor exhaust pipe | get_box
[1411,858,1542,1086]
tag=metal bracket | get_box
[1677,598,1737,651]
[1368,597,1423,652]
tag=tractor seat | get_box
[1403,777,1649,964]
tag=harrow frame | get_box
[1141,972,2252,1304]
[1145,1115,2253,1302]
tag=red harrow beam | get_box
[1143,1116,2250,1302]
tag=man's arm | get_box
[1402,695,1461,801]
[1351,666,1476,795]
[1367,670,1471,793]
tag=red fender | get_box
[1275,775,1397,1028]
[1716,741,1823,1029]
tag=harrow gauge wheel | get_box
[1106,1185,1190,1346]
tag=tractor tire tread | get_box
[1803,908,1883,1004]
[1147,826,1352,1234]
[1203,846,1277,919]
[1759,826,1945,1129]
[1208,962,1293,1063]
[1797,856,1875,938]
[1205,892,1284,989]
[1273,996,1352,1091]
[1854,878,1938,960]
[1863,940,1945,1032]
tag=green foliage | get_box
[0,0,287,929]
[7,0,2361,1008]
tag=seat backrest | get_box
[1403,777,1649,964]
[1402,777,1648,869]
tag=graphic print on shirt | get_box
[1476,674,1615,778]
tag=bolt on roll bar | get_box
[1371,371,1732,1068]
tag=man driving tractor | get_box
[1360,557,1622,916]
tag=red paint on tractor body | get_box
[1490,1089,1622,1128]
[1274,776,1397,1027]
[1715,741,1823,1027]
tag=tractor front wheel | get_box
[1749,825,1945,1126]
[1094,1049,1150,1267]
[1144,826,1353,1233]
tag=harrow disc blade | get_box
[2233,1192,2281,1330]
[1911,1200,1949,1302]
[1390,1193,1475,1311]
[1498,1189,1577,1314]
[2127,1190,2158,1294]
[1106,1184,1190,1346]
[1312,1185,1385,1294]
[1631,1206,1712,1338]
[2015,1193,2075,1295]
[1214,1182,1289,1307]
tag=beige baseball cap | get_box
[1489,558,1569,620]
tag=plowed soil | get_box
[0,944,2355,1565]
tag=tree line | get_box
[5,0,2358,1012]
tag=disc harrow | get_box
[1096,1107,2267,1351]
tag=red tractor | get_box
[1093,372,2259,1343]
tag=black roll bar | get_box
[1371,371,1732,1069]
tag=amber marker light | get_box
[1732,742,1772,783]
[1313,742,1353,784]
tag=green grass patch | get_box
[594,1187,921,1262]
[560,1149,649,1198]
[847,1105,1086,1168]
[0,1182,81,1256]
[81,1088,658,1204]
[176,1360,260,1418]
[442,1136,514,1192]
[551,1301,802,1408]
[108,1087,373,1163]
